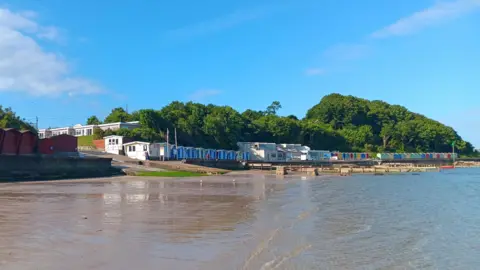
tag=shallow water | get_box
[1,169,480,269]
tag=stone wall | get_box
[0,155,118,181]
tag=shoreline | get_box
[3,165,479,185]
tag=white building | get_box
[123,141,167,160]
[38,127,75,138]
[38,121,140,139]
[237,142,284,161]
[104,135,128,155]
[238,142,330,162]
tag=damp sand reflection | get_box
[2,169,480,269]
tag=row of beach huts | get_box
[102,136,457,162]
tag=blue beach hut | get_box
[177,146,185,159]
[184,147,193,159]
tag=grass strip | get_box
[135,171,207,177]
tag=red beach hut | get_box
[1,128,22,155]
[18,130,38,155]
[51,134,78,153]
[38,138,54,155]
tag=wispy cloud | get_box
[315,0,479,73]
[0,8,101,96]
[305,68,325,76]
[167,6,276,39]
[189,89,222,101]
[371,0,480,38]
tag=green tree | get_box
[104,107,132,123]
[0,106,36,132]
[86,115,102,125]
[265,101,282,115]
[92,127,105,140]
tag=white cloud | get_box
[371,0,480,38]
[305,68,325,76]
[167,6,275,39]
[189,89,222,101]
[0,8,101,96]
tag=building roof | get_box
[40,121,141,131]
[103,135,124,139]
[123,141,150,146]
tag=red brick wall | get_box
[93,139,105,150]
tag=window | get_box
[128,146,131,152]
[116,139,119,145]
[132,146,136,151]
[109,139,112,145]
[87,129,92,135]
[143,145,147,151]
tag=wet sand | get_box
[2,170,480,269]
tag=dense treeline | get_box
[89,94,475,155]
[0,106,36,132]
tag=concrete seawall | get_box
[0,155,118,181]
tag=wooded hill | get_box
[90,93,474,155]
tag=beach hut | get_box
[184,147,193,159]
[218,150,227,160]
[197,148,203,159]
[236,151,242,160]
[51,134,77,153]
[169,146,175,159]
[38,138,54,155]
[0,129,5,154]
[177,146,185,159]
[18,130,37,155]
[0,128,21,155]
[204,149,213,160]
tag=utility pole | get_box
[174,127,178,148]
[126,104,128,114]
[452,140,456,166]
[165,128,169,161]
[35,116,38,130]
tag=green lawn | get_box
[77,135,94,146]
[135,171,207,177]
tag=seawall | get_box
[0,155,120,181]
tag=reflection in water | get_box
[1,169,480,269]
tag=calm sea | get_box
[1,169,480,269]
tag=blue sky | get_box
[1,0,479,146]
